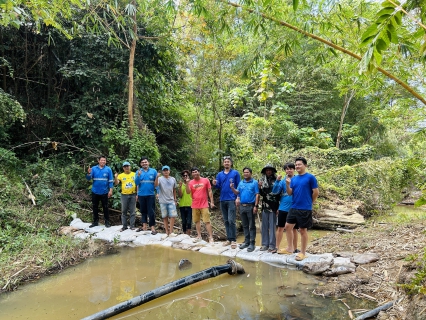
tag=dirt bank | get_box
[308,221,426,320]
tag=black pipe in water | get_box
[82,259,245,320]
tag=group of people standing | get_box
[86,155,318,261]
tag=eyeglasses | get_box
[182,174,188,177]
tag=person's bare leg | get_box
[169,217,175,234]
[293,229,299,251]
[205,222,213,239]
[196,221,202,238]
[284,223,295,252]
[163,218,169,234]
[299,228,308,254]
[143,222,147,231]
[275,227,284,249]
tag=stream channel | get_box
[0,228,375,320]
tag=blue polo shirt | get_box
[271,178,293,212]
[86,165,113,195]
[236,178,259,204]
[290,173,318,210]
[134,168,157,196]
[215,169,241,201]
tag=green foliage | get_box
[0,88,26,140]
[399,248,426,295]
[319,157,410,212]
[102,123,160,170]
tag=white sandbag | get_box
[286,253,334,268]
[332,257,356,269]
[236,249,264,262]
[161,240,173,247]
[260,252,295,265]
[117,230,138,242]
[94,227,121,242]
[74,232,91,240]
[171,242,198,250]
[221,248,240,258]
[199,245,228,256]
[167,234,190,243]
[70,218,90,229]
[351,253,379,265]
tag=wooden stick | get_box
[21,177,36,205]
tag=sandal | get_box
[278,249,293,255]
[193,237,202,243]
[120,227,127,232]
[295,253,306,261]
[151,230,157,235]
[270,248,277,254]
[136,227,143,232]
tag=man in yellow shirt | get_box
[114,161,137,231]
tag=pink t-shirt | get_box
[189,177,211,209]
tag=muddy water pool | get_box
[0,244,374,320]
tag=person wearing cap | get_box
[178,170,193,236]
[258,164,280,252]
[213,156,241,249]
[135,157,158,234]
[155,165,178,236]
[86,155,114,228]
[114,161,136,231]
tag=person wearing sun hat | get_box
[258,164,280,252]
[114,161,136,231]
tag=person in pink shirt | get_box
[185,167,215,243]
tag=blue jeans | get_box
[239,204,256,245]
[220,200,237,242]
[138,195,156,227]
[121,194,136,228]
[261,209,276,249]
[179,206,192,232]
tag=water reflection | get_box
[0,246,372,319]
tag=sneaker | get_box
[294,249,300,253]
[259,246,268,251]
[268,247,275,252]
[89,223,98,228]
[169,233,177,237]
[239,243,249,249]
[105,222,111,228]
[222,240,231,247]
[120,227,128,232]
[247,244,255,252]
[231,241,237,249]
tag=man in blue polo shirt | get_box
[134,157,158,234]
[213,156,240,249]
[284,157,319,261]
[86,155,114,228]
[231,167,259,252]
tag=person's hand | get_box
[253,206,258,213]
[286,177,291,184]
[258,180,262,187]
[178,181,182,187]
[108,190,112,198]
[235,198,240,206]
[210,202,215,209]
[87,167,92,174]
[230,182,234,188]
[212,179,217,186]
[277,174,282,181]
[138,169,142,176]
[114,173,118,179]
[157,172,161,178]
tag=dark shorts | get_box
[278,210,298,228]
[286,208,312,229]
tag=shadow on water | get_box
[0,245,374,319]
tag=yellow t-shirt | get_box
[117,172,136,194]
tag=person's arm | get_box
[185,180,191,194]
[208,187,215,208]
[86,166,93,181]
[253,193,259,214]
[271,177,283,195]
[286,177,293,195]
[154,172,160,187]
[312,188,319,203]
[177,181,183,197]
[230,181,239,195]
[173,187,177,204]
[114,173,120,185]
[108,169,114,198]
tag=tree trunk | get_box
[127,1,137,136]
[336,90,355,149]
